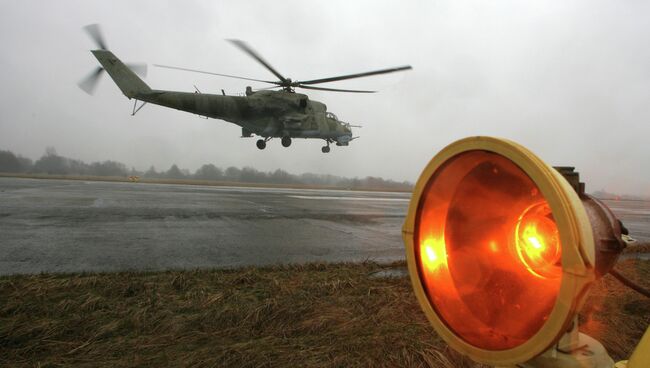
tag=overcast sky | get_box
[1,0,649,195]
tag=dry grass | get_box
[1,260,648,368]
[580,258,650,358]
[623,241,650,254]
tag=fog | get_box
[1,0,649,195]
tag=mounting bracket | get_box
[131,99,147,116]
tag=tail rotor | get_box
[78,24,147,95]
[83,23,108,50]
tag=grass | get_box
[624,242,650,254]
[1,259,648,368]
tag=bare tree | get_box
[195,164,223,181]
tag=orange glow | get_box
[415,150,562,351]
[515,202,562,279]
[421,237,447,272]
[489,240,499,253]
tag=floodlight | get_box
[402,136,645,367]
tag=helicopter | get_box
[78,24,412,153]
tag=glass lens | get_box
[415,150,562,350]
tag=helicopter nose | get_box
[337,134,352,145]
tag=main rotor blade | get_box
[78,67,104,95]
[154,64,278,84]
[125,63,148,78]
[297,84,376,93]
[83,24,107,50]
[297,65,412,85]
[227,39,288,84]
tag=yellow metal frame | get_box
[402,136,597,366]
[617,326,650,367]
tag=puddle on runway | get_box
[288,195,409,202]
[369,268,409,279]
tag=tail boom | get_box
[91,50,151,98]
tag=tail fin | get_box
[91,50,151,98]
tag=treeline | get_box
[591,190,649,201]
[0,148,413,191]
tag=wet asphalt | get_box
[0,178,409,275]
[0,177,648,275]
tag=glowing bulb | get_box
[527,236,542,250]
[421,237,447,272]
[514,202,562,279]
[425,245,438,262]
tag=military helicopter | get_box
[78,24,412,153]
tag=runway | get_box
[0,177,648,275]
[0,178,409,275]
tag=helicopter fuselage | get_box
[84,46,401,152]
[135,89,353,145]
[81,27,411,152]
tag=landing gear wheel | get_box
[321,146,331,153]
[281,136,292,147]
[256,139,266,150]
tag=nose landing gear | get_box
[321,141,331,153]
[281,136,292,147]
